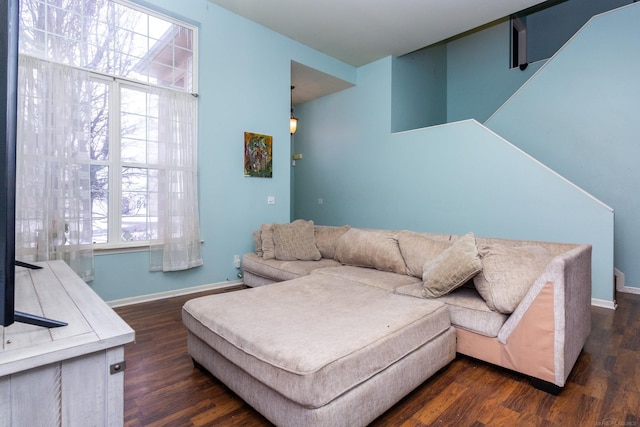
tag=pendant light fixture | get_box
[290,85,298,135]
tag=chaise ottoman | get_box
[182,274,456,427]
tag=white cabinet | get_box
[0,261,135,426]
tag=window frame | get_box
[510,16,528,70]
[90,2,197,251]
[89,76,163,250]
[114,0,199,94]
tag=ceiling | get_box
[209,0,548,104]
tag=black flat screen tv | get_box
[1,0,65,328]
[0,0,20,327]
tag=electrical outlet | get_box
[234,255,241,269]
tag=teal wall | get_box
[390,0,629,129]
[293,58,614,302]
[525,0,632,63]
[446,20,543,123]
[391,44,447,132]
[391,19,542,130]
[487,3,640,291]
[91,0,631,303]
[91,0,356,301]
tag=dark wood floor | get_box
[114,287,640,427]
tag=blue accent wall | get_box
[487,3,640,292]
[90,0,356,301]
[446,20,543,123]
[89,0,630,304]
[293,58,613,302]
[391,20,542,130]
[390,0,630,130]
[525,0,632,63]
[391,44,447,131]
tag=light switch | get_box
[267,196,276,205]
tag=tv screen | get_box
[0,0,19,327]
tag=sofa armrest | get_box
[497,244,592,386]
[557,244,592,383]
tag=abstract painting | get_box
[244,132,273,178]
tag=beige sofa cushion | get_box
[396,283,508,337]
[473,244,553,314]
[261,223,275,259]
[422,232,482,298]
[314,225,350,259]
[334,228,407,275]
[242,253,341,282]
[398,230,453,278]
[272,220,321,261]
[313,265,421,292]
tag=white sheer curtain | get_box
[15,55,94,281]
[149,87,203,272]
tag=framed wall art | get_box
[244,132,273,178]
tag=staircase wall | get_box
[293,58,614,303]
[486,3,640,293]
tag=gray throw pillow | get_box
[261,223,275,260]
[272,219,322,261]
[422,232,481,298]
[253,229,263,257]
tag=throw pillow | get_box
[334,228,407,275]
[261,223,275,260]
[473,244,553,314]
[314,225,350,259]
[398,230,453,278]
[272,219,322,261]
[422,232,482,298]
[253,229,263,257]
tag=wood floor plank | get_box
[115,288,640,426]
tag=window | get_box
[511,16,528,70]
[89,79,165,244]
[19,0,198,248]
[19,0,195,91]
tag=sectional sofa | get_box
[182,220,592,426]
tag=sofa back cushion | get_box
[272,220,322,261]
[314,225,351,259]
[475,236,577,257]
[398,230,453,278]
[473,244,553,314]
[334,228,407,275]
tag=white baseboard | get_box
[614,267,640,295]
[591,298,617,310]
[107,280,244,308]
[617,284,640,295]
